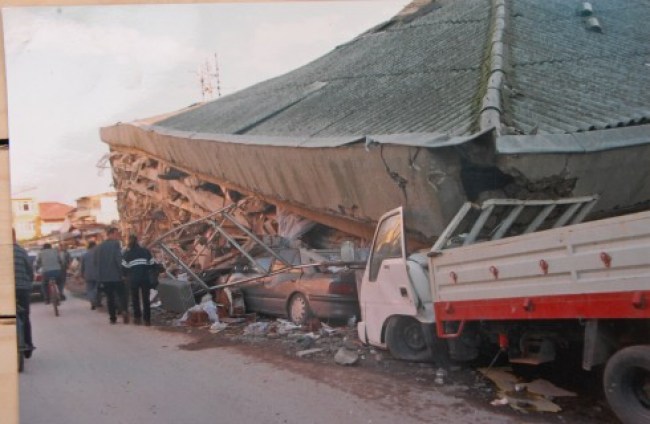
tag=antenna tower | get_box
[198,53,222,101]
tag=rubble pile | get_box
[110,150,279,260]
[109,150,365,276]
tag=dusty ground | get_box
[67,277,619,423]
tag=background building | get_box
[12,194,116,244]
[66,192,119,226]
[39,202,74,236]
[11,197,38,240]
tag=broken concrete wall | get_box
[103,119,650,252]
[108,149,365,279]
[497,143,650,215]
[102,123,470,243]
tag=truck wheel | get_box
[604,345,650,424]
[386,316,433,362]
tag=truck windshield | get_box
[368,212,403,281]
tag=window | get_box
[368,212,403,282]
[21,202,31,212]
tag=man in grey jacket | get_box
[35,243,62,304]
[94,227,129,324]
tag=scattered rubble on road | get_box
[334,347,360,366]
[66,271,618,424]
[479,367,578,414]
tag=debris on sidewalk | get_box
[243,321,271,337]
[479,367,576,413]
[295,334,318,349]
[520,379,577,398]
[176,301,220,326]
[276,319,301,335]
[209,322,229,333]
[320,323,337,336]
[334,347,359,366]
[296,348,324,358]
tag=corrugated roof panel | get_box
[510,6,650,65]
[510,56,650,133]
[243,70,481,137]
[157,0,491,138]
[406,0,490,26]
[508,0,650,134]
[152,0,650,143]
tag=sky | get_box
[4,1,409,205]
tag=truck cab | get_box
[357,207,437,361]
[357,196,601,362]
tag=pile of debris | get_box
[167,298,371,367]
[110,149,368,322]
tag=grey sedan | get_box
[235,248,360,325]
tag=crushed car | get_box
[151,203,366,325]
[225,248,361,325]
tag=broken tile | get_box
[296,348,324,358]
[335,347,359,366]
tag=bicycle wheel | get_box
[49,281,60,317]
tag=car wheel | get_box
[385,316,434,362]
[288,293,311,325]
[604,345,650,424]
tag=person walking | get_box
[57,245,71,301]
[122,234,154,326]
[35,243,62,304]
[80,240,100,310]
[13,229,35,357]
[94,227,129,324]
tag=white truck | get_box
[356,196,650,424]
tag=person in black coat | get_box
[13,229,35,357]
[121,234,155,326]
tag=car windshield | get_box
[246,249,301,274]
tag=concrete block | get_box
[157,277,196,313]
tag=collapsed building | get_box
[100,0,650,283]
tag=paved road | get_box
[20,292,515,424]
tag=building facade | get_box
[11,197,38,241]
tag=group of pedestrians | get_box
[12,226,159,359]
[13,231,72,358]
[80,226,157,326]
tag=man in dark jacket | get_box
[80,240,99,310]
[94,227,129,324]
[122,234,155,326]
[13,229,35,357]
[57,245,71,301]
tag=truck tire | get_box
[603,345,650,424]
[386,316,434,362]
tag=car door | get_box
[359,207,419,346]
[262,249,301,315]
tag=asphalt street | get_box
[19,292,515,424]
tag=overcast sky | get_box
[4,1,408,205]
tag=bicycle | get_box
[48,277,61,317]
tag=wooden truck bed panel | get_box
[434,290,650,321]
[430,211,650,318]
